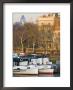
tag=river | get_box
[13,73,60,77]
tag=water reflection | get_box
[13,73,60,77]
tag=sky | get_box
[12,13,52,24]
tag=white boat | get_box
[38,68,54,74]
[19,61,28,66]
[27,65,37,68]
[13,66,27,70]
[42,57,49,65]
[13,68,38,75]
[37,65,44,69]
[37,64,51,69]
[37,58,43,65]
[31,58,37,65]
[38,64,54,74]
[13,65,38,75]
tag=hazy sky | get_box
[12,13,51,24]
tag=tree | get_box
[13,22,39,53]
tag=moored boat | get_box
[13,68,38,75]
[38,68,54,74]
[37,64,51,69]
[13,65,38,75]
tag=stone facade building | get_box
[37,13,60,52]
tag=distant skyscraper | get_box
[20,15,26,25]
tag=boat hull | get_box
[13,68,38,75]
[39,68,54,74]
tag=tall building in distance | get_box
[20,15,26,25]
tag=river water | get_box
[13,73,60,77]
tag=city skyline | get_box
[13,13,59,24]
